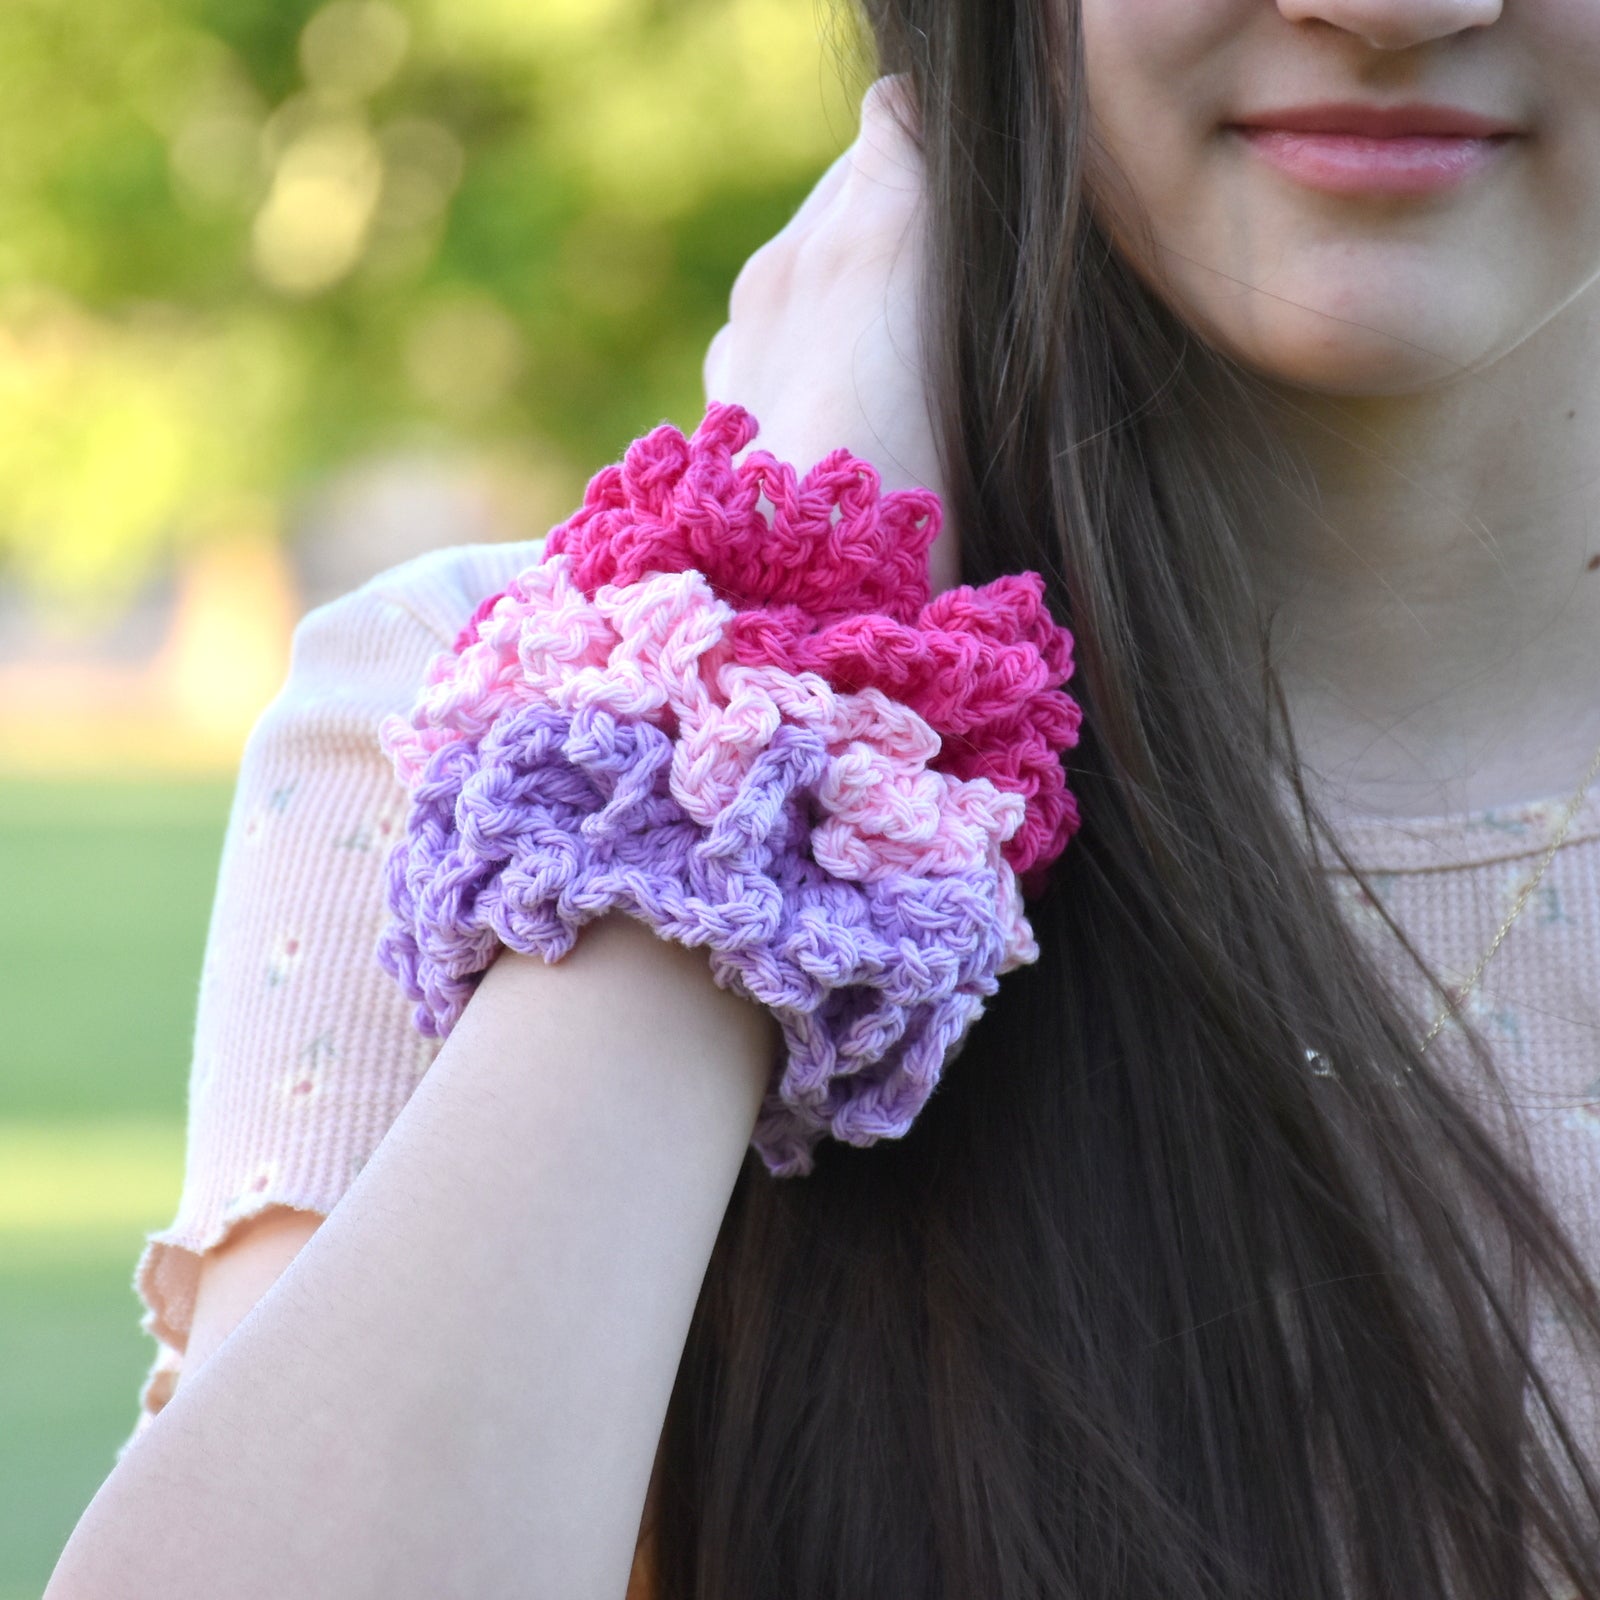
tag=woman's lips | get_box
[1229,127,1516,197]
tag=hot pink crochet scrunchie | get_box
[375,402,1082,1176]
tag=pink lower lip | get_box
[1230,127,1514,196]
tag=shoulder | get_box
[256,535,548,746]
[311,534,549,650]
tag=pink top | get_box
[122,535,546,1447]
[116,533,1600,1562]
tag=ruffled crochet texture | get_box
[376,402,1082,1176]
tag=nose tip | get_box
[1276,0,1502,50]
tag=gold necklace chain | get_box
[1304,734,1600,1082]
[1415,733,1600,1053]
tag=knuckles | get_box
[711,73,926,391]
[702,322,733,401]
[726,163,921,325]
[727,236,794,323]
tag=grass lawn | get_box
[0,775,232,1596]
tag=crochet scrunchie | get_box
[375,402,1082,1176]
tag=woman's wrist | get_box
[481,915,777,1148]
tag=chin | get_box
[1181,292,1497,398]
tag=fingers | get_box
[768,75,921,256]
[861,73,919,140]
[711,71,927,403]
[849,73,924,194]
[703,321,733,403]
[782,145,854,238]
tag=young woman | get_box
[48,1,1600,1596]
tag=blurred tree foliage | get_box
[0,0,868,615]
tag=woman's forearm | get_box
[47,913,776,1600]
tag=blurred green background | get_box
[0,0,864,1589]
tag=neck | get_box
[1209,276,1600,823]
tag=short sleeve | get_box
[118,535,545,1462]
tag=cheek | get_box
[1079,0,1244,247]
[1080,0,1242,122]
[1080,0,1239,57]
[1523,0,1600,57]
[1489,1,1600,287]
[1523,2,1600,158]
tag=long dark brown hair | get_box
[653,2,1600,1593]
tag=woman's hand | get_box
[702,74,958,594]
